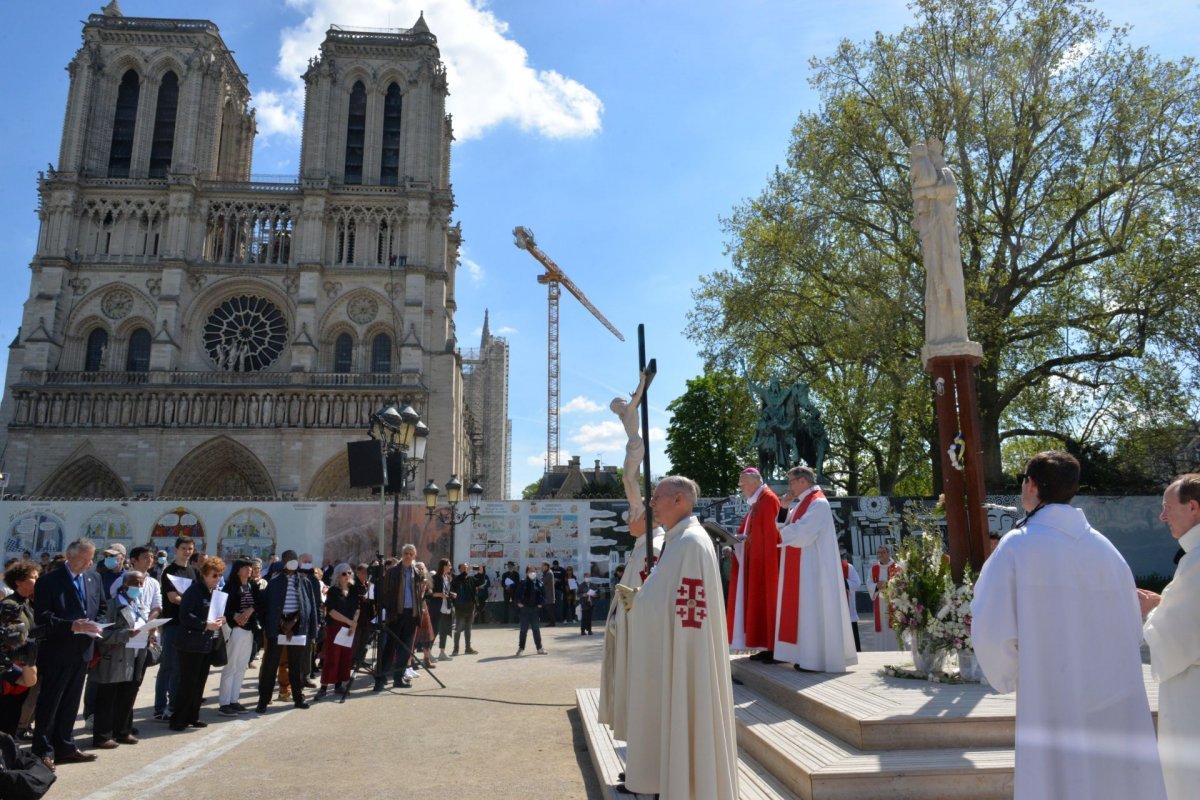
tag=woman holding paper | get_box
[218,559,260,716]
[318,563,358,697]
[171,557,226,731]
[92,571,147,748]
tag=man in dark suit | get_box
[33,538,106,770]
[375,543,423,691]
[255,549,318,713]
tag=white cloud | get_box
[569,421,663,453]
[525,450,567,468]
[495,325,517,335]
[463,257,484,286]
[263,0,603,141]
[561,396,604,414]
[252,87,304,138]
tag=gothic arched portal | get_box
[35,455,129,499]
[160,436,276,498]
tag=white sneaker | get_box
[438,651,452,661]
[537,648,548,655]
[404,668,419,680]
[515,649,524,656]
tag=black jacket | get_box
[262,571,318,641]
[516,577,544,608]
[450,572,476,608]
[176,581,219,654]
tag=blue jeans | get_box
[518,606,542,651]
[154,624,181,714]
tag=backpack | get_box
[0,732,56,799]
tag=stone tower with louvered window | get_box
[0,5,509,503]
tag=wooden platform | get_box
[578,652,1158,800]
[576,687,798,800]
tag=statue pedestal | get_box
[925,352,990,579]
[921,340,983,370]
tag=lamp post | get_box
[369,403,427,558]
[423,475,483,562]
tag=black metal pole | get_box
[638,325,655,576]
[391,450,405,556]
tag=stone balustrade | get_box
[8,383,424,429]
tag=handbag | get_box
[209,632,228,667]
[145,639,163,666]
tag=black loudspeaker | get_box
[385,451,407,493]
[347,441,384,488]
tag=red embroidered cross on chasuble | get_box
[777,487,824,644]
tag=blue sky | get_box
[1,1,1197,497]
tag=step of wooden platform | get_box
[732,651,1017,750]
[732,684,1014,800]
[576,687,798,800]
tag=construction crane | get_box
[513,226,625,470]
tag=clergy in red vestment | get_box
[866,544,900,650]
[726,467,781,661]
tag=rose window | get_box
[202,295,288,372]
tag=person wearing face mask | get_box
[148,551,167,583]
[92,571,148,748]
[317,563,358,698]
[256,550,318,712]
[515,565,547,655]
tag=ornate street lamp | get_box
[424,475,484,561]
[370,402,425,557]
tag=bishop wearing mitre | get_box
[726,467,781,661]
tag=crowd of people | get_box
[0,534,508,784]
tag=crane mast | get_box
[514,226,624,471]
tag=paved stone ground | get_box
[46,624,605,799]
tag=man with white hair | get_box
[621,476,737,799]
[727,466,781,662]
[1139,473,1200,799]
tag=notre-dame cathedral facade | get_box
[0,5,510,502]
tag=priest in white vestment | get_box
[866,545,900,651]
[1139,474,1200,800]
[622,476,738,800]
[973,451,1166,800]
[598,515,663,740]
[773,466,856,672]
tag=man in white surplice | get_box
[1138,474,1200,800]
[621,476,738,800]
[773,465,856,672]
[973,451,1166,800]
[597,514,662,741]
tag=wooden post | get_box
[926,354,987,581]
[637,325,657,576]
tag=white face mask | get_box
[526,572,536,579]
[300,562,313,570]
[285,559,299,572]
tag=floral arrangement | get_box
[884,530,951,645]
[927,566,974,654]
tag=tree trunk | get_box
[975,363,1005,490]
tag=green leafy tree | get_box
[665,372,757,496]
[690,0,1200,491]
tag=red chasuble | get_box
[726,486,781,649]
